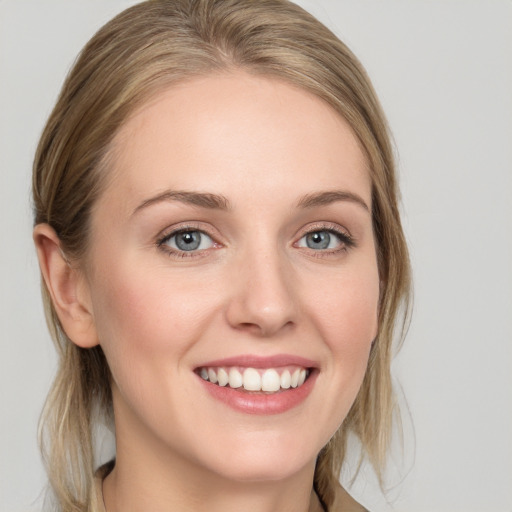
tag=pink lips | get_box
[195,354,318,415]
[198,354,317,369]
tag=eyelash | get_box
[156,223,356,259]
[157,224,217,259]
[295,223,356,257]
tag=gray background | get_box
[1,1,511,511]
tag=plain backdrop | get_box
[1,1,511,511]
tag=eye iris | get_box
[306,231,330,250]
[175,231,201,251]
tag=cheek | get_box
[314,266,379,350]
[305,259,379,404]
[87,264,225,440]
[88,262,220,376]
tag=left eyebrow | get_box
[296,190,370,212]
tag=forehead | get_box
[102,71,371,211]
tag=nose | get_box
[225,246,298,337]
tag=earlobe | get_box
[33,224,99,348]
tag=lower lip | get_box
[197,371,317,415]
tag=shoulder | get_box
[330,484,369,512]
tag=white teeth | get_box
[290,369,300,388]
[217,368,229,386]
[280,370,291,389]
[208,368,218,384]
[228,368,243,388]
[261,369,281,392]
[243,368,261,391]
[200,366,310,393]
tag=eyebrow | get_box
[296,190,370,212]
[132,190,231,216]
[132,188,369,216]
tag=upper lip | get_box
[195,354,318,369]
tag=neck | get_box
[102,454,320,512]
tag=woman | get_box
[32,1,411,511]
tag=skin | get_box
[34,72,379,512]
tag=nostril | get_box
[235,320,295,338]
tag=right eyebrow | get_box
[132,190,231,216]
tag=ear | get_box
[33,224,99,348]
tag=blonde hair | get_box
[32,0,411,510]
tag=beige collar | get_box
[93,462,114,512]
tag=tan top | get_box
[331,486,368,512]
[93,462,367,512]
[92,462,113,512]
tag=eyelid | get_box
[157,222,219,242]
[295,221,352,239]
[154,221,355,259]
[293,222,355,251]
[156,222,223,257]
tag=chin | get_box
[213,457,311,484]
[195,429,320,484]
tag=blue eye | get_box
[163,230,214,252]
[297,230,347,250]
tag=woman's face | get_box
[82,72,379,482]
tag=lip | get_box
[197,354,318,369]
[195,354,319,415]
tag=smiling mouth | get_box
[196,366,311,394]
